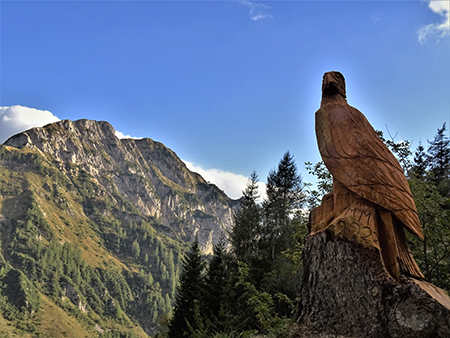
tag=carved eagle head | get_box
[322,71,346,98]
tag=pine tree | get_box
[427,123,450,184]
[254,152,306,315]
[410,142,427,178]
[201,239,229,333]
[168,238,205,338]
[262,152,305,261]
[131,239,140,259]
[230,171,262,266]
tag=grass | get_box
[0,314,31,338]
[34,295,95,338]
[0,293,151,338]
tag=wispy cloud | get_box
[370,13,380,24]
[418,1,450,44]
[183,160,266,200]
[238,0,273,21]
[0,105,60,143]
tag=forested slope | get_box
[0,119,238,337]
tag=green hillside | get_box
[0,144,179,336]
[0,120,238,337]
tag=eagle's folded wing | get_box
[316,103,423,239]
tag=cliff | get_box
[4,119,238,254]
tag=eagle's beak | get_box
[322,72,346,98]
[322,74,339,95]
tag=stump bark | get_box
[297,231,450,338]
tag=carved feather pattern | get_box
[316,102,423,240]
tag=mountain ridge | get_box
[0,118,240,336]
[4,118,239,254]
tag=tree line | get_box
[164,123,450,338]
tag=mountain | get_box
[0,119,239,337]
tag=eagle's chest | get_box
[316,105,356,158]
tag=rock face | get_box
[297,231,450,338]
[4,119,238,253]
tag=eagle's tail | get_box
[395,223,425,279]
[378,210,424,280]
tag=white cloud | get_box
[0,105,60,144]
[418,1,450,44]
[183,160,266,200]
[115,130,142,140]
[238,0,273,21]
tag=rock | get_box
[4,119,239,253]
[95,324,104,334]
[296,231,450,338]
[63,283,88,314]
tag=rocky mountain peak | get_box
[4,119,238,254]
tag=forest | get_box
[163,123,450,338]
[0,143,185,337]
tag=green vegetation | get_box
[166,152,306,338]
[406,123,450,290]
[0,143,188,337]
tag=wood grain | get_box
[312,71,424,280]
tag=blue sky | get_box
[1,0,449,199]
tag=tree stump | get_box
[297,230,450,338]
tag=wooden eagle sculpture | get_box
[311,71,424,280]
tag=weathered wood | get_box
[296,231,450,338]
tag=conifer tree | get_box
[201,239,230,333]
[405,124,450,290]
[230,171,262,266]
[168,237,205,338]
[262,152,305,261]
[131,239,140,259]
[411,142,427,178]
[427,123,450,193]
[408,175,450,290]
